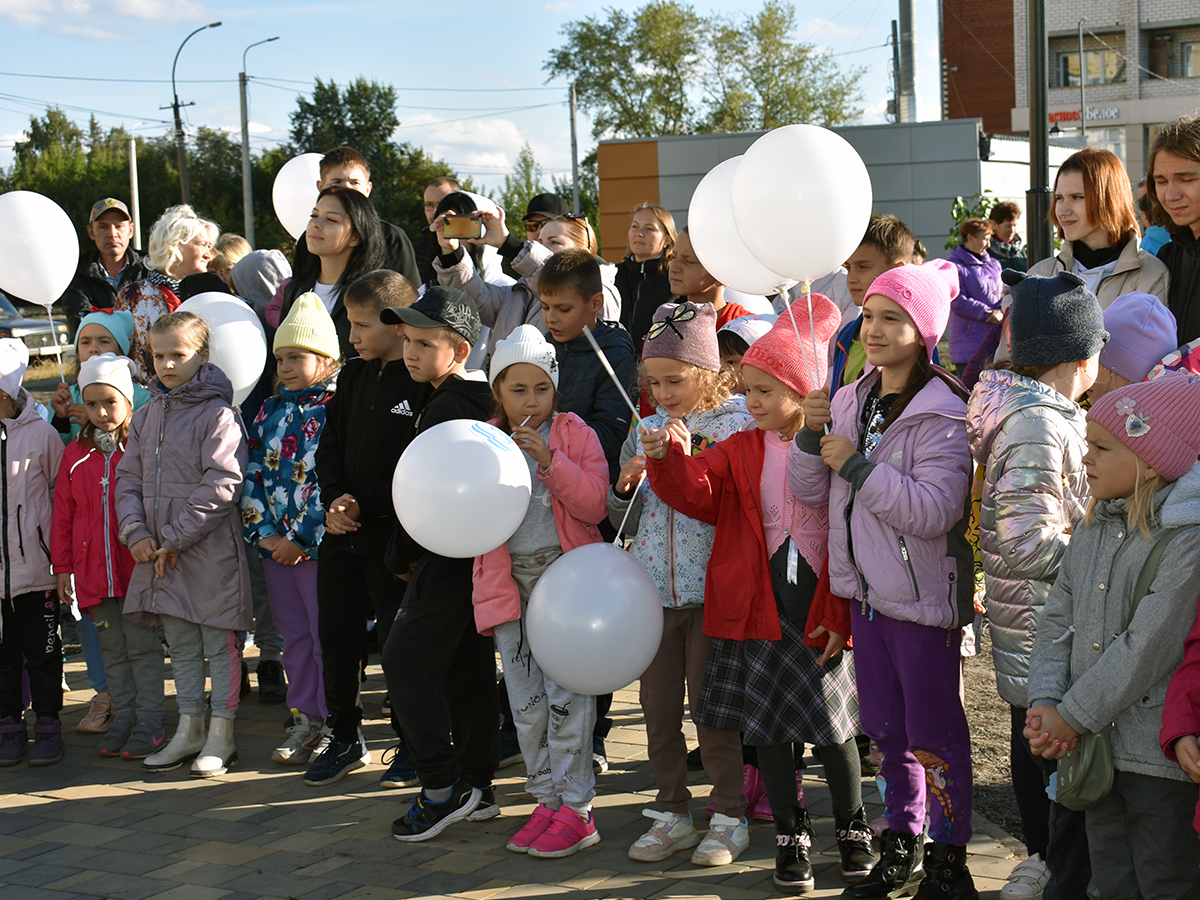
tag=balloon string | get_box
[613,471,646,546]
[46,308,65,383]
[581,325,641,426]
[781,280,829,436]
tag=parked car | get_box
[0,292,71,357]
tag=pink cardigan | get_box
[472,412,609,635]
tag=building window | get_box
[1057,50,1125,87]
[1186,42,1200,78]
[1086,127,1126,164]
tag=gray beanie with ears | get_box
[1002,269,1109,367]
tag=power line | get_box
[0,91,171,124]
[0,70,235,84]
[250,76,562,92]
[395,103,563,128]
[1083,25,1169,83]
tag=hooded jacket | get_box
[115,364,250,631]
[314,356,432,556]
[52,437,135,610]
[1029,464,1200,782]
[967,368,1089,706]
[948,244,1003,364]
[472,412,608,635]
[61,248,151,340]
[788,369,975,629]
[608,397,753,609]
[1,390,63,606]
[1158,228,1200,347]
[615,254,674,351]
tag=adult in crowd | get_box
[268,186,386,360]
[1146,114,1200,346]
[987,201,1025,272]
[948,217,1004,369]
[616,203,677,350]
[60,198,149,340]
[289,147,420,289]
[115,204,216,371]
[417,176,461,284]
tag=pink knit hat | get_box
[642,301,720,371]
[1087,372,1200,481]
[865,260,960,361]
[741,294,841,397]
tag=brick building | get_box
[942,0,1017,135]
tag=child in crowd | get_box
[968,271,1108,898]
[309,270,432,788]
[1027,374,1200,895]
[1164,598,1200,840]
[473,325,609,858]
[0,340,66,766]
[382,286,498,842]
[669,229,749,331]
[645,299,874,891]
[209,234,252,289]
[53,354,165,761]
[241,293,340,765]
[609,301,753,868]
[717,315,776,394]
[829,215,915,399]
[790,264,977,898]
[116,312,250,777]
[1087,291,1178,400]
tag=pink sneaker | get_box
[526,806,600,858]
[707,763,763,818]
[752,768,804,822]
[506,804,556,853]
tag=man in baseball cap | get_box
[61,198,149,340]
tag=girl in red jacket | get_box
[1163,595,1200,839]
[53,353,165,761]
[644,298,871,893]
[472,325,610,859]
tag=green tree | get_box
[498,143,547,219]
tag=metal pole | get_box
[128,135,142,251]
[938,0,945,119]
[170,21,221,206]
[240,37,279,248]
[891,20,901,122]
[569,84,581,214]
[899,0,917,122]
[1027,0,1053,265]
[1078,18,1087,143]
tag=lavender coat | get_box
[788,370,974,629]
[116,364,251,631]
[947,244,1003,365]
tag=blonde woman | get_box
[617,203,677,350]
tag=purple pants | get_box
[263,558,326,720]
[853,604,973,846]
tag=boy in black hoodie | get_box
[381,287,499,841]
[307,270,432,788]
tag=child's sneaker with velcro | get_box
[98,719,135,758]
[273,711,321,765]
[303,736,370,786]
[691,813,749,866]
[526,806,600,858]
[391,780,480,842]
[628,809,701,862]
[507,803,557,852]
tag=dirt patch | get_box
[966,623,1024,843]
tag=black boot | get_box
[913,843,977,900]
[256,660,287,704]
[835,807,876,883]
[773,806,815,893]
[843,829,924,899]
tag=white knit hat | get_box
[488,324,559,387]
[0,338,28,401]
[79,352,136,403]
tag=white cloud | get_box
[247,120,272,136]
[112,0,213,23]
[860,97,889,125]
[542,1,570,11]
[0,0,211,39]
[802,18,863,43]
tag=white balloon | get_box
[731,125,873,282]
[722,288,775,316]
[0,191,80,307]
[526,543,664,694]
[687,157,793,295]
[393,420,532,558]
[272,153,324,241]
[176,293,268,407]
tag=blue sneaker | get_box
[379,742,420,789]
[392,780,480,842]
[303,736,370,786]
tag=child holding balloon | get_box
[788,264,977,899]
[240,293,339,766]
[644,299,873,892]
[609,300,754,868]
[471,324,611,858]
[115,311,251,778]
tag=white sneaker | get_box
[628,809,701,862]
[691,813,749,867]
[1000,853,1050,900]
[273,710,321,765]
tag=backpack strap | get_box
[1126,525,1188,627]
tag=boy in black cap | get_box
[381,286,500,841]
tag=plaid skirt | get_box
[695,613,860,747]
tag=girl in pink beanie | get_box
[788,264,978,898]
[1027,373,1200,893]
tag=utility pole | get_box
[1027,0,1053,265]
[166,21,221,205]
[898,0,917,122]
[891,21,901,121]
[1078,18,1087,143]
[128,135,141,250]
[569,84,581,214]
[240,37,279,248]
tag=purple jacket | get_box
[788,370,974,628]
[116,364,251,631]
[948,244,1003,365]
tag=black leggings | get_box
[756,736,862,820]
[0,591,61,720]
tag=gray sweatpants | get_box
[1085,768,1200,900]
[495,549,596,811]
[92,597,165,730]
[161,615,242,720]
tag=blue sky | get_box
[0,0,943,195]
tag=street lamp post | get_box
[240,37,279,248]
[169,21,222,205]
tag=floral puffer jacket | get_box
[241,383,334,558]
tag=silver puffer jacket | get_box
[967,369,1089,707]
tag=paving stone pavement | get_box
[1,650,1026,899]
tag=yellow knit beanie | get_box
[274,292,339,359]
